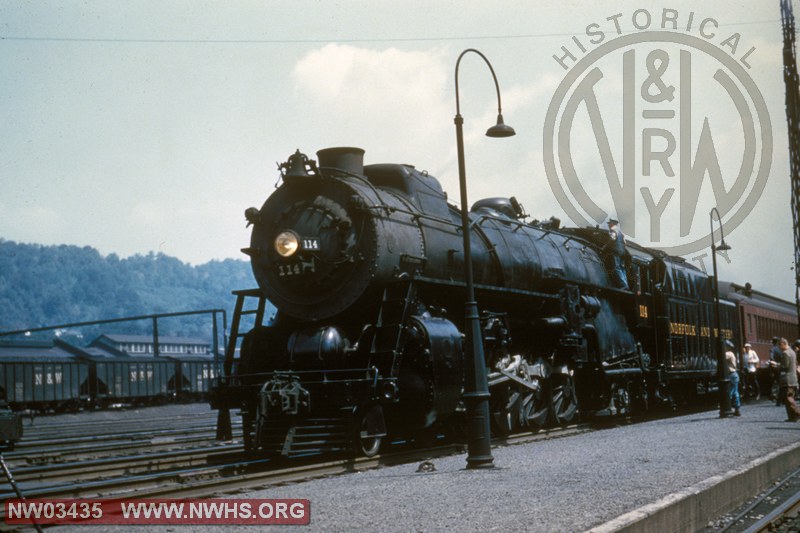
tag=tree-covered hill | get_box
[0,239,257,340]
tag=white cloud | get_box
[292,44,447,111]
[0,201,65,243]
[290,44,452,164]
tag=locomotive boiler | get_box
[211,147,734,457]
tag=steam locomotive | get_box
[211,147,738,457]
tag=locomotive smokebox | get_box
[317,147,365,176]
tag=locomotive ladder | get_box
[370,279,416,378]
[216,288,269,441]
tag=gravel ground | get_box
[49,400,800,533]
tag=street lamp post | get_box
[710,207,733,418]
[453,48,515,469]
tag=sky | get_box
[0,0,797,301]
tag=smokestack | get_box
[316,147,365,176]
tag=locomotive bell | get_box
[281,150,315,180]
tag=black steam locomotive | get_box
[211,147,737,457]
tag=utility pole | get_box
[782,0,800,337]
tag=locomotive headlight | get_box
[274,231,299,258]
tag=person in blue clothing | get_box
[606,219,629,290]
[725,340,741,416]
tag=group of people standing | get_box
[725,337,800,421]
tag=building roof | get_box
[92,334,210,346]
[0,339,82,362]
[75,344,129,360]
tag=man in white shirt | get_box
[743,343,760,400]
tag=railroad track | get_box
[10,427,238,463]
[709,466,800,532]
[18,411,220,441]
[746,490,800,532]
[3,444,244,484]
[7,408,241,466]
